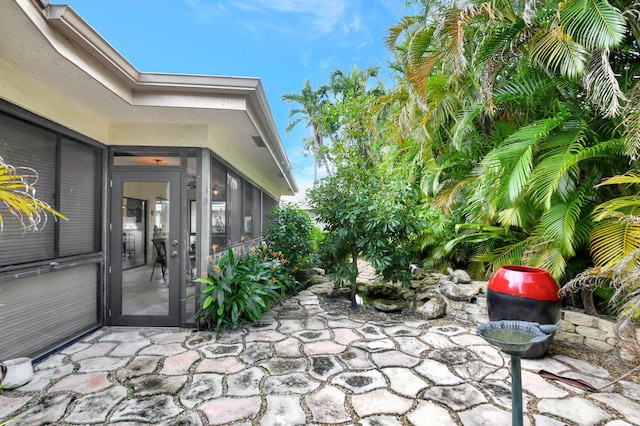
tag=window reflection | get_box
[211,201,226,248]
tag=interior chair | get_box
[150,238,167,280]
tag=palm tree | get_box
[562,171,640,352]
[282,79,330,182]
[383,0,634,280]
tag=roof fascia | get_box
[40,2,297,193]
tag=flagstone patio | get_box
[1,287,639,425]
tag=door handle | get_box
[171,251,178,257]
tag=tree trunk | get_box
[582,288,598,316]
[350,245,359,309]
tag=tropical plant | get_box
[590,172,640,268]
[562,171,640,354]
[264,203,314,268]
[310,164,426,307]
[382,0,636,281]
[282,79,331,181]
[308,78,427,307]
[0,155,66,231]
[188,247,298,331]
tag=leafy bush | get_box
[189,246,298,330]
[309,225,325,253]
[264,203,314,268]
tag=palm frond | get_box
[0,158,67,232]
[583,50,627,118]
[529,23,589,79]
[590,214,640,267]
[493,69,554,101]
[560,0,627,51]
[451,104,484,149]
[539,179,594,257]
[473,238,528,271]
[476,19,526,65]
[483,113,569,207]
[561,267,611,296]
[524,243,568,279]
[496,197,539,228]
[622,82,640,160]
[596,170,640,187]
[531,137,626,208]
[592,196,640,221]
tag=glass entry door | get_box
[110,170,181,326]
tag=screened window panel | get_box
[210,157,227,249]
[59,139,101,256]
[211,157,227,200]
[252,188,261,236]
[243,183,253,238]
[0,264,99,360]
[263,195,277,232]
[227,172,242,245]
[0,113,56,266]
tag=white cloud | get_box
[185,0,364,39]
[255,0,346,33]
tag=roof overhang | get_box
[0,0,297,196]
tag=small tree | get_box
[264,203,314,268]
[307,67,426,308]
[309,155,425,308]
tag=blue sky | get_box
[62,0,411,196]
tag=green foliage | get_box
[308,225,325,253]
[310,158,427,300]
[264,203,314,268]
[383,0,636,281]
[188,247,298,331]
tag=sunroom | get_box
[0,0,297,361]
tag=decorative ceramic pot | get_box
[487,265,561,358]
[0,357,33,389]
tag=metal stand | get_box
[477,320,561,426]
[510,354,523,426]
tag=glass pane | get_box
[122,181,170,316]
[227,172,242,245]
[113,153,180,167]
[60,140,101,255]
[211,201,226,250]
[0,113,56,265]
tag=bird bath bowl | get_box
[477,320,559,426]
[477,320,551,355]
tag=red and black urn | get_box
[487,265,561,358]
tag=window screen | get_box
[59,138,101,255]
[227,172,242,245]
[0,114,56,265]
[0,112,102,267]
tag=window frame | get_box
[0,100,106,277]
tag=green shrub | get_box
[189,246,298,330]
[264,203,314,268]
[309,225,325,253]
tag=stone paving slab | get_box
[1,288,639,425]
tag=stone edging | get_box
[444,283,638,362]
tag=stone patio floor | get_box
[1,285,640,425]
